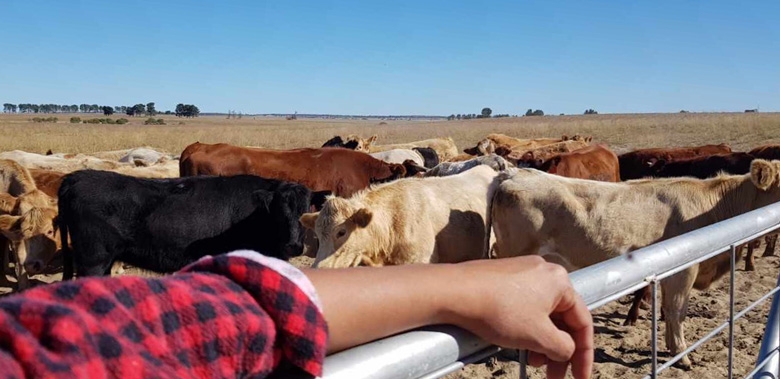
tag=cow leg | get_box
[763,234,778,257]
[12,244,29,291]
[742,243,756,272]
[661,267,697,369]
[624,287,649,326]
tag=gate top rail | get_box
[319,201,780,379]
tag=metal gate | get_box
[320,201,780,379]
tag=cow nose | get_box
[24,260,44,275]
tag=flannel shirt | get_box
[0,250,328,379]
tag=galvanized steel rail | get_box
[319,201,780,379]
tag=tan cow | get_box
[464,133,593,156]
[504,139,591,165]
[1,151,179,178]
[488,160,780,368]
[351,135,460,162]
[300,165,499,268]
[0,160,60,290]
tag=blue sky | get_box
[1,1,778,115]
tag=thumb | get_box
[531,317,576,363]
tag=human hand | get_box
[442,256,593,379]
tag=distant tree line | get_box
[2,102,199,118]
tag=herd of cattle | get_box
[2,133,780,369]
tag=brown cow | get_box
[618,144,732,180]
[464,134,592,156]
[29,169,66,198]
[504,140,591,165]
[750,145,780,161]
[179,142,406,197]
[518,144,620,182]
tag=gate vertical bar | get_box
[651,279,658,379]
[728,245,736,379]
[754,271,780,378]
[519,350,528,379]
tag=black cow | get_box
[322,136,359,150]
[58,170,312,279]
[412,147,440,169]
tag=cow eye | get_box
[336,230,346,238]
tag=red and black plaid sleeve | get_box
[0,252,328,379]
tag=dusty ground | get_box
[2,112,780,378]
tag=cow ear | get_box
[562,135,569,141]
[252,190,274,211]
[366,135,378,147]
[0,215,23,241]
[350,208,372,228]
[390,164,406,179]
[309,191,331,211]
[299,212,319,230]
[0,193,18,214]
[463,147,478,155]
[751,160,777,191]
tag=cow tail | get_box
[60,208,73,280]
[483,175,501,260]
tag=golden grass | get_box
[1,112,779,155]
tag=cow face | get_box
[0,207,60,275]
[253,186,309,259]
[300,200,376,268]
[751,159,780,192]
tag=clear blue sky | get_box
[1,1,778,115]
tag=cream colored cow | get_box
[488,160,780,368]
[351,135,459,162]
[300,165,499,268]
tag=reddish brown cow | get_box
[179,142,407,197]
[29,169,66,198]
[618,144,732,180]
[749,145,780,161]
[517,145,620,182]
[649,152,754,179]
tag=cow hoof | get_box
[623,318,636,327]
[762,252,776,258]
[675,357,692,370]
[745,264,755,272]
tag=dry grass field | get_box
[1,112,780,155]
[3,111,780,379]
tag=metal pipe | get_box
[753,273,780,379]
[729,245,736,379]
[320,201,780,379]
[651,279,658,379]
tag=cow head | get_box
[254,184,311,259]
[300,197,379,268]
[464,139,496,156]
[751,159,780,192]
[401,159,428,177]
[0,192,60,276]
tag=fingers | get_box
[531,316,576,362]
[555,286,594,379]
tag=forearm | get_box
[304,263,460,353]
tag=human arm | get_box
[304,255,593,379]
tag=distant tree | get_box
[114,106,122,113]
[2,103,13,113]
[175,103,200,118]
[525,109,544,116]
[146,102,156,117]
[164,110,172,115]
[31,104,40,113]
[456,114,461,120]
[90,104,99,113]
[481,107,492,118]
[125,106,135,117]
[79,104,88,113]
[584,109,598,115]
[447,114,455,121]
[132,103,145,117]
[120,106,127,113]
[525,109,533,116]
[101,106,115,116]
